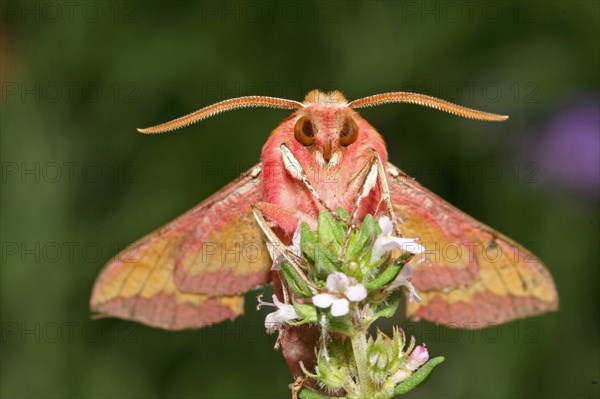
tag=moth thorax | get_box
[303,90,348,106]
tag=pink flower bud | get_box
[405,344,429,371]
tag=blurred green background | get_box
[1,1,598,398]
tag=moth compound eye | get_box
[339,117,358,146]
[294,116,316,146]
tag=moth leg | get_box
[340,152,405,260]
[253,201,316,236]
[274,327,284,351]
[336,156,379,259]
[347,155,379,226]
[252,203,319,294]
[279,144,341,219]
[292,376,306,399]
[355,151,404,236]
[372,152,420,265]
[253,203,318,350]
[372,152,403,236]
[344,151,398,229]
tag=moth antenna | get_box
[348,92,509,122]
[137,96,304,134]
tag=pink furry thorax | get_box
[259,90,388,232]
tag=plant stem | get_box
[350,329,374,398]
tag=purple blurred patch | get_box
[533,97,599,196]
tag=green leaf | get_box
[281,262,312,298]
[300,222,316,260]
[317,211,344,246]
[364,263,401,291]
[357,247,379,276]
[314,242,339,276]
[335,206,350,223]
[392,356,445,396]
[287,384,340,399]
[346,214,376,260]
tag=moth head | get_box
[291,91,360,167]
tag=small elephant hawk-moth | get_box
[90,89,558,378]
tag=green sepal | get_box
[324,311,354,336]
[392,356,445,396]
[314,339,350,390]
[364,263,401,291]
[281,262,312,298]
[287,384,339,399]
[396,251,413,263]
[290,301,317,326]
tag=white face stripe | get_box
[361,161,378,197]
[280,144,303,181]
[314,150,340,169]
[314,151,326,168]
[328,152,340,168]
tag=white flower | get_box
[257,294,299,333]
[312,272,367,317]
[270,223,302,271]
[371,216,425,262]
[388,264,422,303]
